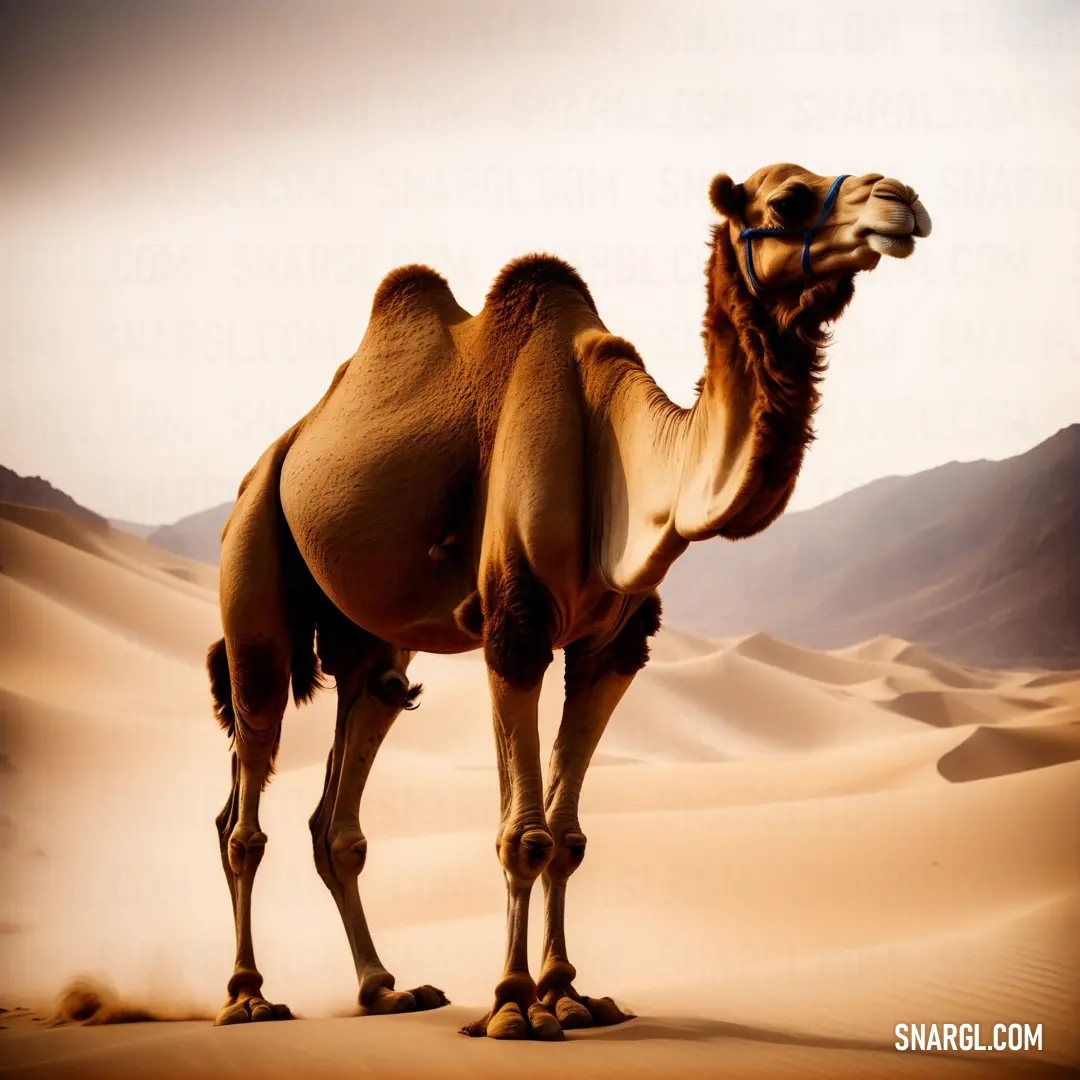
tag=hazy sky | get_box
[2,0,1078,524]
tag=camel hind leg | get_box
[308,607,448,1016]
[208,637,292,1025]
[212,732,292,1025]
[208,434,311,1025]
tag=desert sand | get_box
[1,499,1077,1078]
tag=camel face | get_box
[710,164,932,292]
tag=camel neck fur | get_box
[673,226,855,542]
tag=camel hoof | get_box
[527,1002,564,1040]
[581,995,633,1026]
[215,1002,251,1026]
[487,1002,527,1040]
[359,987,416,1016]
[250,1000,273,1022]
[214,997,293,1026]
[461,999,567,1040]
[408,984,450,1011]
[358,983,449,1016]
[555,996,593,1029]
[459,1016,488,1038]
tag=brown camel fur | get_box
[206,165,931,1037]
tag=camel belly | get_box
[291,512,480,653]
[279,404,482,652]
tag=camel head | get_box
[709,165,932,295]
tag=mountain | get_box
[659,425,1080,670]
[108,518,156,539]
[0,466,107,528]
[144,502,232,564]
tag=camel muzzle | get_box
[867,180,933,237]
[859,179,932,260]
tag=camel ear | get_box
[709,174,744,219]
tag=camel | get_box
[206,164,931,1038]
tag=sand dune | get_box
[882,689,1054,728]
[937,722,1080,782]
[1,506,1077,1077]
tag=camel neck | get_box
[588,228,836,591]
[671,312,761,542]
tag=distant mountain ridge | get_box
[0,466,107,528]
[143,502,232,564]
[108,518,156,539]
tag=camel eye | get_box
[769,187,811,221]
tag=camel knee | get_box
[497,822,555,885]
[227,824,267,877]
[311,817,368,886]
[546,828,588,882]
[330,828,369,879]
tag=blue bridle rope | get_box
[738,174,850,294]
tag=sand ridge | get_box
[1,504,1077,1077]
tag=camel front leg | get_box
[537,595,661,1028]
[536,667,635,1028]
[462,671,563,1040]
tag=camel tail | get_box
[206,637,235,740]
[283,526,325,708]
[288,610,323,706]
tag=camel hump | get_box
[485,254,599,321]
[370,264,456,316]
